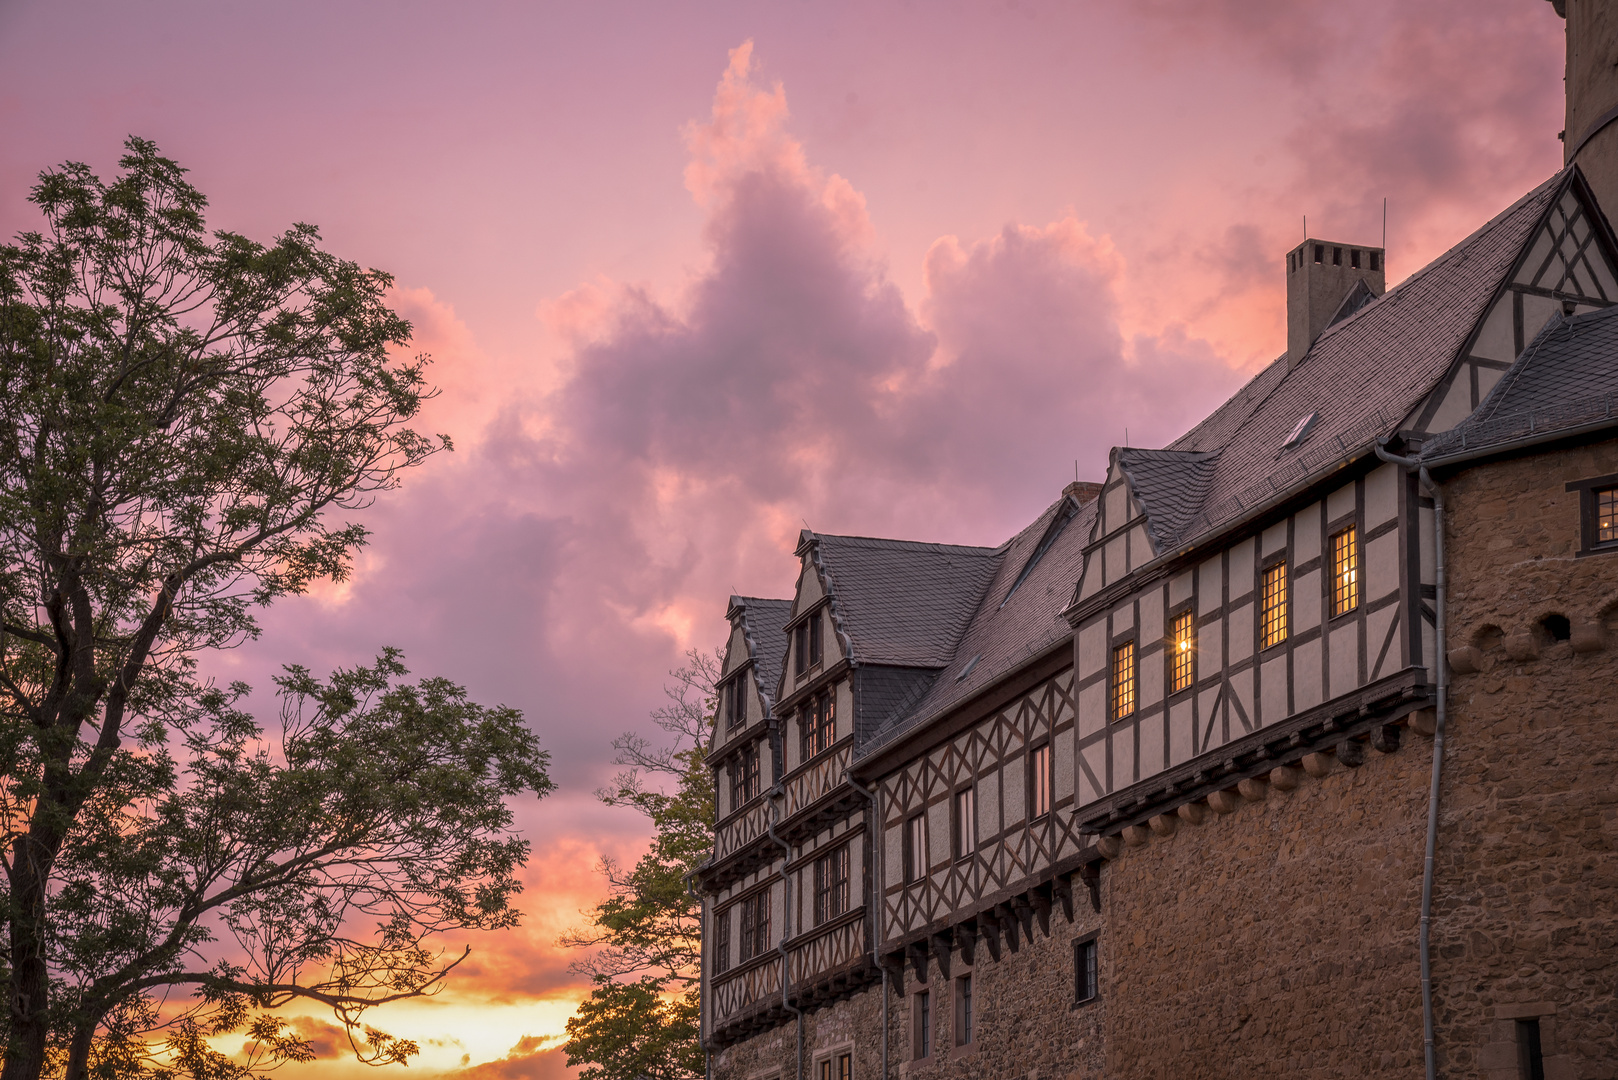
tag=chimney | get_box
[1286,239,1385,367]
[1553,0,1618,220]
[1063,480,1103,505]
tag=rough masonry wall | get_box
[712,987,885,1080]
[1430,436,1618,1080]
[1098,741,1434,1077]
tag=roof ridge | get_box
[813,531,1001,556]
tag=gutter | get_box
[1375,438,1448,1080]
[1422,414,1618,471]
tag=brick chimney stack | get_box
[1551,0,1618,221]
[1286,239,1385,368]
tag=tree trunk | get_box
[3,843,53,1080]
[62,1014,99,1080]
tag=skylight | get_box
[956,655,982,681]
[1283,411,1319,450]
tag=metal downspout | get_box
[767,784,802,1080]
[843,771,885,1080]
[1377,439,1448,1080]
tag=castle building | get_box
[693,4,1618,1076]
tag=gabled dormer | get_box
[711,595,790,821]
[1074,448,1215,604]
[1408,167,1618,436]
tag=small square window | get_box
[1331,527,1360,617]
[1168,611,1194,694]
[1332,245,1342,266]
[1261,562,1289,648]
[1350,248,1361,269]
[1110,641,1136,720]
[1314,244,1324,264]
[1370,251,1381,271]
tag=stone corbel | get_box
[930,933,953,981]
[1504,631,1539,662]
[1447,645,1484,674]
[1571,621,1607,654]
[1052,874,1075,923]
[977,909,1004,963]
[1030,889,1052,937]
[955,922,976,967]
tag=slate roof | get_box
[1424,303,1618,461]
[733,596,792,712]
[1116,449,1221,551]
[856,494,1096,759]
[1134,170,1568,552]
[808,532,1002,668]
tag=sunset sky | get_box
[0,1,1570,1075]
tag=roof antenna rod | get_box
[1383,197,1387,258]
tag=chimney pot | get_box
[1286,237,1386,368]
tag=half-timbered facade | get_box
[696,13,1618,1075]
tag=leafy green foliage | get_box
[0,139,552,1080]
[563,651,716,1080]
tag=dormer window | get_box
[801,690,835,759]
[809,613,823,667]
[726,674,748,730]
[730,743,760,806]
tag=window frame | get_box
[903,812,928,884]
[1167,608,1195,696]
[1261,559,1289,649]
[812,843,850,926]
[800,691,836,760]
[952,786,977,860]
[714,909,730,975]
[1567,472,1618,556]
[808,612,823,667]
[1110,638,1136,721]
[954,973,973,1047]
[794,623,809,677]
[1329,526,1360,618]
[727,672,748,730]
[737,890,770,964]
[1028,742,1052,821]
[1072,932,1099,1005]
[913,988,931,1061]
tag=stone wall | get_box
[1429,435,1618,1080]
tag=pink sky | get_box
[0,1,1568,1074]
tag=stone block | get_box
[1176,801,1208,825]
[1301,751,1334,777]
[1096,835,1122,859]
[1370,724,1402,754]
[1336,739,1365,767]
[1207,789,1240,815]
[1148,813,1177,837]
[1504,630,1539,661]
[1123,824,1151,847]
[1237,777,1268,802]
[1448,645,1484,674]
[1269,765,1302,791]
[1408,708,1437,737]
[1570,620,1606,653]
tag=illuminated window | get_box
[1261,563,1289,648]
[1331,527,1360,616]
[1601,487,1618,543]
[1110,641,1136,720]
[1168,611,1194,694]
[837,1053,852,1080]
[1029,743,1051,819]
[801,691,835,759]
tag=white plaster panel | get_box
[1424,378,1473,434]
[1078,681,1107,739]
[1329,623,1360,699]
[1327,481,1356,524]
[1169,698,1195,767]
[1228,603,1252,663]
[928,801,948,868]
[1169,570,1193,606]
[1228,538,1255,602]
[1104,483,1127,534]
[1079,562,1101,601]
[1128,524,1151,569]
[1139,711,1166,777]
[1003,759,1026,827]
[1294,569,1321,632]
[1294,501,1321,563]
[724,623,749,676]
[1198,685,1223,751]
[980,771,1000,837]
[1366,605,1398,679]
[1260,655,1288,726]
[1261,520,1288,556]
[1079,743,1106,804]
[1419,506,1435,586]
[1476,365,1505,403]
[1140,585,1165,648]
[1105,536,1126,586]
[826,611,846,664]
[1367,531,1399,603]
[1517,230,1553,284]
[798,561,823,608]
[1230,667,1254,735]
[1078,620,1107,679]
[1365,464,1398,527]
[1293,638,1323,712]
[716,777,729,818]
[1141,651,1164,709]
[1422,619,1437,685]
[1591,240,1618,297]
[1198,555,1223,614]
[836,679,854,739]
[1113,725,1135,788]
[1111,601,1135,633]
[1203,617,1225,671]
[1523,292,1562,345]
[1054,728,1074,802]
[1473,295,1516,362]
